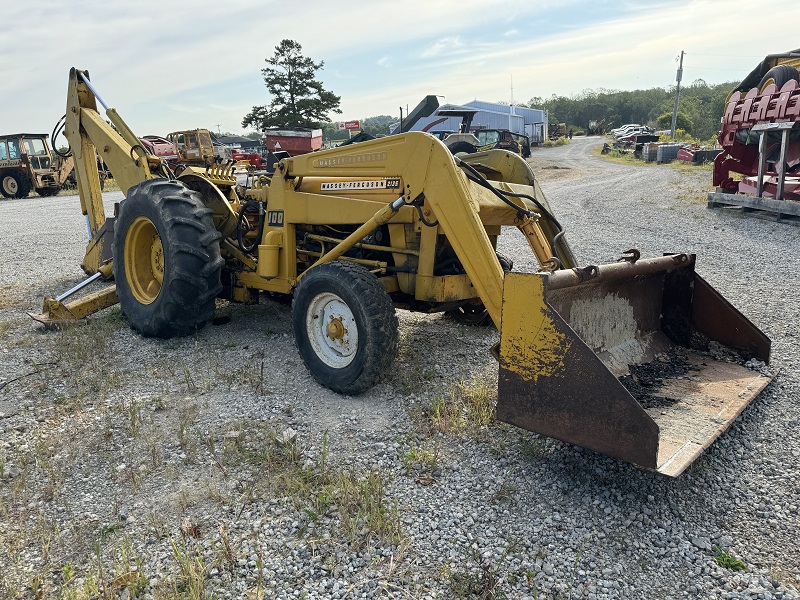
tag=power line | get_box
[689,53,763,58]
[685,66,755,71]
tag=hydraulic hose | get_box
[455,156,567,265]
[236,201,265,253]
[51,115,72,158]
[456,157,535,217]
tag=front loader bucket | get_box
[497,254,772,477]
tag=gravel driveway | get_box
[0,136,798,599]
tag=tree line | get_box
[528,80,737,141]
[243,40,740,143]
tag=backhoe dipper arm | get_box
[64,68,159,273]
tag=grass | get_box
[52,307,125,364]
[103,178,121,193]
[168,535,210,599]
[401,443,439,473]
[264,432,402,547]
[442,534,596,599]
[518,434,552,460]
[1,410,408,595]
[56,177,120,196]
[191,424,405,550]
[714,546,747,571]
[428,372,496,436]
[668,158,714,173]
[594,146,647,165]
[543,137,570,147]
[443,542,528,600]
[1,313,410,599]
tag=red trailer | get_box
[262,128,322,157]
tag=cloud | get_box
[5,0,800,135]
[421,37,466,58]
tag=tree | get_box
[360,115,395,137]
[656,111,694,133]
[242,39,341,130]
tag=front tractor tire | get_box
[113,179,223,338]
[292,261,399,395]
[1,171,32,198]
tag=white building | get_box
[393,100,548,144]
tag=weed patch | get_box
[443,542,529,599]
[428,372,496,437]
[714,546,747,571]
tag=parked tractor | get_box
[0,133,73,198]
[33,68,774,477]
[166,129,232,168]
[427,108,532,157]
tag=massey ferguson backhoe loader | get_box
[33,68,774,477]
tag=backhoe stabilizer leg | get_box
[29,285,118,328]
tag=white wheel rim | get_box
[305,292,358,368]
[3,177,17,195]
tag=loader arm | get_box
[281,132,556,328]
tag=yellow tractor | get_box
[34,68,773,477]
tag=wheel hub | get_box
[3,177,18,195]
[326,316,347,340]
[150,237,164,284]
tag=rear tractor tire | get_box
[113,179,223,338]
[292,261,398,395]
[1,171,32,198]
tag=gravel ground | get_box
[0,136,798,599]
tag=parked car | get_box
[610,123,639,135]
[617,127,655,141]
[612,125,640,137]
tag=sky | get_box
[2,0,797,139]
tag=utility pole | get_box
[670,51,684,139]
[510,74,515,130]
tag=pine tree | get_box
[242,39,341,130]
